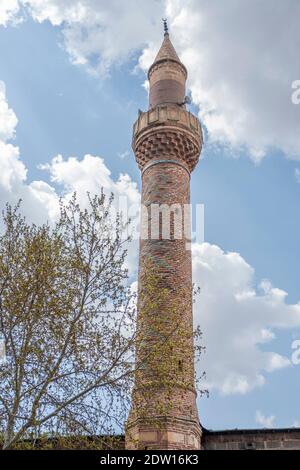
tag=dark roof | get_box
[202,427,300,436]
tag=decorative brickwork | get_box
[133,105,202,172]
[126,31,203,450]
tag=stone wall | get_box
[202,428,300,450]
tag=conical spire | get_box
[153,32,181,64]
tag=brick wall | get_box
[202,428,300,450]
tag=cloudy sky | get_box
[1,0,300,431]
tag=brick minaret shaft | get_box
[126,28,203,450]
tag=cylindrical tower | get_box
[126,26,203,450]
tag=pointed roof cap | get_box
[148,21,187,79]
[153,33,181,63]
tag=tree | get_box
[0,192,205,450]
[0,193,136,449]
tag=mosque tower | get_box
[126,21,203,450]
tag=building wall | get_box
[202,428,300,450]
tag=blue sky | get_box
[1,1,300,431]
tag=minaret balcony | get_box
[132,105,203,173]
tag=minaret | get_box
[126,21,203,450]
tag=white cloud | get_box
[0,0,20,26]
[39,153,140,214]
[0,81,27,191]
[39,154,141,273]
[193,243,300,395]
[0,82,30,195]
[255,410,276,428]
[0,80,58,222]
[160,0,300,162]
[19,0,165,76]
[0,80,140,270]
[0,81,18,141]
[0,80,140,239]
[117,150,130,160]
[3,1,300,159]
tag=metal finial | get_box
[162,18,168,36]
